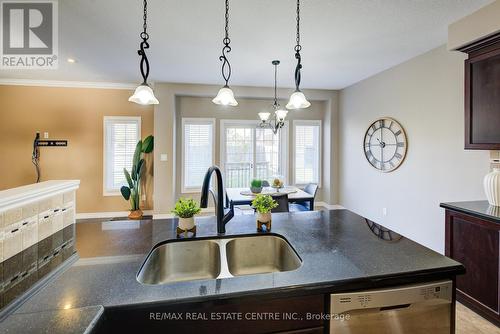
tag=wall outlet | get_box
[141,194,146,201]
[382,208,387,216]
[43,132,49,139]
[160,154,168,161]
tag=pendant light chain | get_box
[220,0,232,87]
[138,0,150,84]
[274,62,279,109]
[294,0,302,91]
[142,0,148,40]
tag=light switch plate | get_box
[160,154,168,161]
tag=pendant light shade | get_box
[287,0,310,110]
[214,0,237,106]
[129,84,159,105]
[213,86,238,106]
[275,108,289,122]
[130,0,158,105]
[258,112,271,122]
[286,91,310,109]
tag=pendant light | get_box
[129,0,159,105]
[286,0,310,110]
[258,60,288,135]
[213,0,238,106]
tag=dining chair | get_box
[272,193,289,213]
[290,183,318,212]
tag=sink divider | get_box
[215,238,233,279]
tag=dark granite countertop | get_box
[2,209,464,333]
[0,306,103,334]
[440,200,500,223]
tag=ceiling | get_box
[0,0,493,89]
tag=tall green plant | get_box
[120,135,154,211]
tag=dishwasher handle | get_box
[330,280,452,314]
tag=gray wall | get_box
[154,83,339,215]
[175,96,328,201]
[338,45,490,253]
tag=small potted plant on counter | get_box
[250,179,263,194]
[120,135,154,220]
[252,194,278,232]
[172,197,201,232]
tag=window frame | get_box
[220,119,289,186]
[181,117,216,194]
[103,116,142,196]
[292,119,322,188]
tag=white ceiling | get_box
[0,0,493,89]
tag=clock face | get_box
[363,118,407,172]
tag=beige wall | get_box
[338,45,490,253]
[0,85,154,213]
[175,96,327,201]
[154,83,339,215]
[448,0,500,50]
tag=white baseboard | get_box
[315,202,345,210]
[76,210,154,220]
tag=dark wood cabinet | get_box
[444,209,500,326]
[95,294,325,334]
[461,33,500,150]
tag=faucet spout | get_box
[200,166,234,234]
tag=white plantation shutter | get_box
[104,117,141,194]
[182,118,215,192]
[294,120,321,185]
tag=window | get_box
[221,120,288,188]
[293,120,321,185]
[182,118,215,193]
[103,116,141,195]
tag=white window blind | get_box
[103,117,141,195]
[182,118,215,192]
[294,120,321,185]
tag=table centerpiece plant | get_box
[250,179,263,194]
[171,197,202,230]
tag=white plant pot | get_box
[178,217,195,230]
[484,168,500,207]
[257,212,271,223]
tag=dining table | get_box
[225,187,315,211]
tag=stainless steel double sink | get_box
[137,234,302,285]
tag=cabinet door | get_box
[464,37,500,150]
[446,212,499,313]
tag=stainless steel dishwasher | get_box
[330,280,453,334]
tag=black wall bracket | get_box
[35,140,68,147]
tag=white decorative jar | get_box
[178,217,195,230]
[484,168,500,207]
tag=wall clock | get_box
[363,118,407,172]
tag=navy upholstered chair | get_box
[290,183,318,212]
[271,194,289,213]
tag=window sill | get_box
[103,191,122,197]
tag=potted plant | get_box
[250,179,263,194]
[171,197,202,230]
[252,194,278,229]
[120,135,154,219]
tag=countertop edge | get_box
[440,202,500,223]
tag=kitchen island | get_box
[0,210,464,333]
